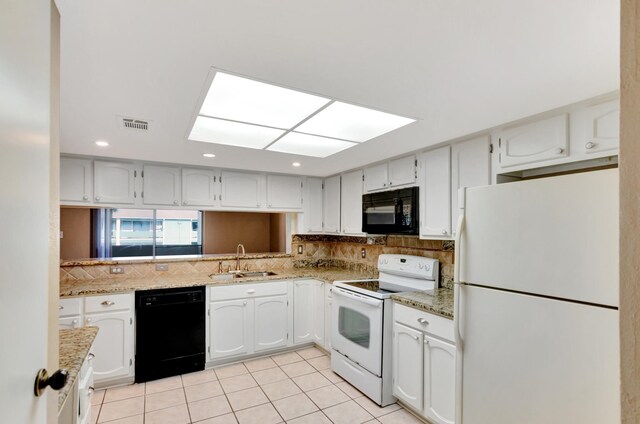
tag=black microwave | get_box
[362,187,419,235]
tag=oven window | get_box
[338,307,370,348]
[364,205,396,225]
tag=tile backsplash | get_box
[292,234,454,289]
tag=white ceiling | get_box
[56,0,619,177]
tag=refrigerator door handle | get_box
[453,187,466,423]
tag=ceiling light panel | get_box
[295,101,415,142]
[267,132,356,158]
[189,116,284,149]
[200,72,331,129]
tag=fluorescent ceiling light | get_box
[202,153,216,158]
[189,116,284,150]
[200,72,331,128]
[292,162,301,167]
[295,101,415,142]
[267,132,356,158]
[95,140,109,147]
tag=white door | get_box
[312,281,325,346]
[497,114,568,168]
[254,295,289,352]
[182,168,218,207]
[85,311,133,382]
[94,161,137,204]
[304,177,324,232]
[364,163,388,192]
[60,157,93,202]
[331,287,383,375]
[324,285,333,350]
[209,299,252,359]
[388,155,416,187]
[220,171,264,208]
[59,316,81,330]
[424,335,455,424]
[458,285,620,424]
[340,169,364,234]
[451,136,490,236]
[142,165,181,206]
[392,322,423,411]
[267,175,303,209]
[1,2,58,421]
[571,99,620,155]
[419,146,451,238]
[323,175,341,233]
[293,280,314,344]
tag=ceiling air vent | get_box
[117,116,152,132]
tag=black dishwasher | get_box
[135,286,205,383]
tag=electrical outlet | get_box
[297,245,303,254]
[59,231,64,239]
[110,266,124,274]
[155,263,169,272]
[361,248,366,258]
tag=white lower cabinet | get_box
[312,281,325,346]
[254,295,289,352]
[209,299,252,359]
[324,284,333,350]
[86,309,134,383]
[293,279,325,346]
[392,303,456,424]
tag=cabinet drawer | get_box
[210,281,289,301]
[85,293,132,314]
[59,297,82,317]
[393,302,454,342]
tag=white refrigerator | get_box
[454,168,620,423]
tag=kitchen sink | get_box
[209,271,277,281]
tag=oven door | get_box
[331,287,384,376]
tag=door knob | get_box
[34,368,69,396]
[585,141,596,150]
[555,147,564,154]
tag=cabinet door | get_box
[323,175,341,233]
[340,169,364,235]
[572,100,619,155]
[60,157,93,202]
[209,299,252,359]
[424,335,456,424]
[304,177,324,232]
[267,175,303,209]
[143,165,181,206]
[312,280,325,346]
[364,163,389,192]
[59,316,81,330]
[392,322,423,411]
[94,161,136,204]
[497,114,568,168]
[389,155,416,187]
[85,310,133,382]
[182,168,218,207]
[451,137,490,235]
[419,146,451,238]
[220,171,264,208]
[324,285,332,350]
[293,280,314,345]
[254,295,289,352]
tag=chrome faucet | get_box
[235,244,245,272]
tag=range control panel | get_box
[377,254,439,281]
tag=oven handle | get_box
[332,287,383,308]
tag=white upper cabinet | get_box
[182,168,219,207]
[219,171,265,208]
[340,169,364,235]
[419,146,451,239]
[142,165,181,206]
[60,157,93,202]
[571,99,620,155]
[93,160,137,204]
[497,114,569,168]
[451,137,491,235]
[323,175,341,233]
[303,177,324,232]
[267,175,303,209]
[388,155,417,188]
[364,156,416,192]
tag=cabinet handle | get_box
[413,335,419,341]
[101,300,115,306]
[183,201,188,206]
[247,289,256,294]
[86,318,92,324]
[58,305,63,310]
[88,386,95,395]
[268,204,272,208]
[82,195,88,201]
[95,196,101,202]
[88,353,95,360]
[585,141,596,150]
[257,203,260,207]
[72,319,78,328]
[441,229,448,235]
[555,147,564,154]
[243,300,248,306]
[173,200,179,205]
[389,181,393,185]
[417,318,429,325]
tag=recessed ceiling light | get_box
[292,162,301,167]
[203,153,216,158]
[95,140,109,147]
[267,132,356,158]
[189,116,284,150]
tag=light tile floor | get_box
[90,347,423,424]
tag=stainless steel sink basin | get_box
[238,271,277,278]
[209,271,277,281]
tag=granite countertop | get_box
[391,288,454,320]
[60,252,292,267]
[60,268,378,297]
[59,326,98,411]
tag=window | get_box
[93,208,203,258]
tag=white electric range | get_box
[331,254,439,406]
